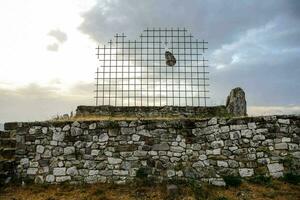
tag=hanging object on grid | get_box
[164,39,176,66]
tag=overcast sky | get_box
[0,0,299,123]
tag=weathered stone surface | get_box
[241,129,252,138]
[27,168,38,175]
[230,131,241,140]
[152,143,170,151]
[253,134,265,141]
[211,140,224,149]
[108,157,122,165]
[226,87,247,116]
[89,123,97,130]
[62,125,70,131]
[9,115,300,186]
[99,133,109,142]
[121,127,135,135]
[217,161,228,168]
[67,166,78,176]
[71,127,83,136]
[36,145,45,154]
[267,163,284,173]
[239,168,254,177]
[46,175,55,183]
[64,147,75,155]
[275,143,288,150]
[278,119,290,124]
[52,131,65,141]
[56,176,71,182]
[53,168,66,176]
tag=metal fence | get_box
[95,28,209,107]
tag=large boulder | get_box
[226,87,247,116]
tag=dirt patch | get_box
[0,180,299,200]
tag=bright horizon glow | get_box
[0,0,97,91]
[0,0,299,123]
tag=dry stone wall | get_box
[5,115,300,186]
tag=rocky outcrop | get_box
[226,87,247,116]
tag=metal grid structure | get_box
[95,28,209,107]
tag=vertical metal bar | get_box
[152,29,155,106]
[95,67,99,106]
[171,27,174,106]
[140,33,143,106]
[109,40,112,105]
[121,33,124,106]
[128,40,130,106]
[115,34,118,106]
[196,40,200,106]
[165,28,168,106]
[159,28,162,107]
[184,28,187,106]
[177,28,180,106]
[146,28,149,107]
[103,45,106,105]
[190,34,193,106]
[134,40,137,107]
[203,56,207,107]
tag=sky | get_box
[0,0,300,123]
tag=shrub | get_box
[223,176,242,187]
[215,197,229,200]
[135,167,156,187]
[188,180,205,200]
[136,167,149,179]
[283,172,300,185]
[249,175,272,186]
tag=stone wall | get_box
[4,115,300,185]
[75,105,229,118]
[0,130,16,186]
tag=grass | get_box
[0,180,300,200]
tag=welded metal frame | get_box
[95,28,209,107]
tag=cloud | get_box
[248,106,300,116]
[46,29,68,51]
[48,29,68,43]
[78,0,300,109]
[0,83,94,123]
[46,43,59,51]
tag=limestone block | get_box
[275,143,288,150]
[53,168,66,176]
[52,131,65,141]
[56,176,71,182]
[108,157,122,165]
[239,168,254,177]
[67,166,78,176]
[64,147,75,155]
[278,119,290,124]
[230,131,241,140]
[211,140,224,149]
[46,175,55,183]
[152,143,170,151]
[217,161,228,168]
[267,163,284,173]
[62,125,70,131]
[99,133,109,142]
[27,168,38,175]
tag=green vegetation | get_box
[283,172,300,185]
[248,175,272,186]
[223,176,242,187]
